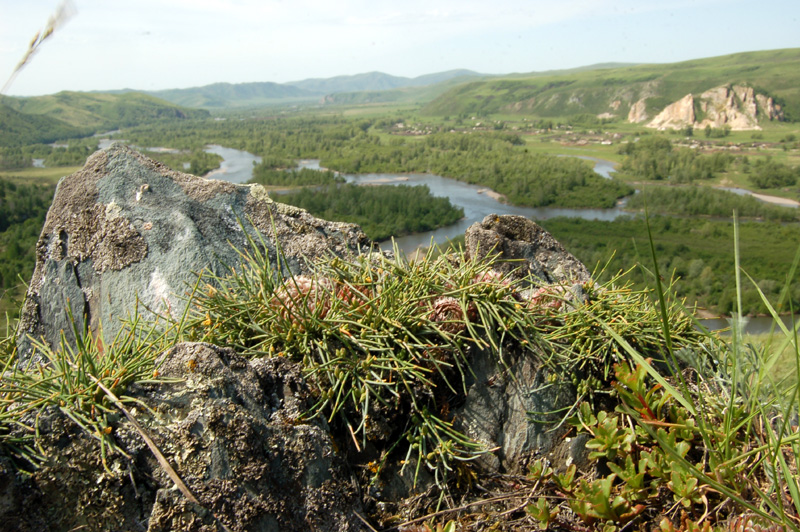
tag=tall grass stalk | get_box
[628,211,800,530]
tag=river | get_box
[293,159,629,253]
[699,315,799,336]
[203,144,262,183]
[96,139,262,184]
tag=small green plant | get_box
[0,307,175,470]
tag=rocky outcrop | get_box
[17,144,373,362]
[645,84,783,130]
[1,343,367,532]
[454,215,591,473]
[647,94,696,130]
[9,147,608,529]
[627,98,649,123]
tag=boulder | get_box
[18,144,372,361]
[1,342,367,532]
[464,214,591,286]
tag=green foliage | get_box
[250,166,344,187]
[322,131,632,208]
[0,91,210,136]
[0,178,55,314]
[0,103,89,147]
[749,157,800,189]
[422,48,800,120]
[175,235,699,487]
[617,136,733,183]
[141,148,223,176]
[120,117,632,209]
[527,347,799,531]
[276,183,464,240]
[624,185,799,222]
[524,221,800,532]
[0,310,175,470]
[540,216,800,315]
[0,143,93,170]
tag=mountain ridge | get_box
[421,48,800,122]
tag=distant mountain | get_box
[148,82,316,109]
[139,70,484,109]
[287,69,481,95]
[319,73,485,107]
[422,49,800,124]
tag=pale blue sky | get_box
[1,0,799,96]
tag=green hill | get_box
[0,91,210,133]
[0,104,89,147]
[422,48,800,121]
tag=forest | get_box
[276,183,464,241]
[540,215,800,316]
[624,185,799,222]
[0,178,54,299]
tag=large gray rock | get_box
[465,214,591,286]
[0,342,367,532]
[18,144,372,359]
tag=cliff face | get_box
[644,84,783,130]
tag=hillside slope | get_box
[0,91,209,132]
[422,48,800,122]
[0,104,89,146]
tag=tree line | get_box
[540,215,800,316]
[276,184,464,241]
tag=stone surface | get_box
[455,345,575,474]
[464,214,592,286]
[18,144,373,361]
[0,342,367,532]
[627,98,649,123]
[645,84,784,131]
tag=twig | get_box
[89,375,200,504]
[88,375,233,532]
[381,491,527,531]
[354,510,380,532]
[494,476,542,518]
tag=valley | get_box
[1,48,799,319]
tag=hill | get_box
[148,82,317,108]
[0,91,209,134]
[286,69,480,94]
[140,70,483,109]
[0,103,89,147]
[421,48,800,123]
[318,72,484,106]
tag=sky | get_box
[1,0,799,97]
